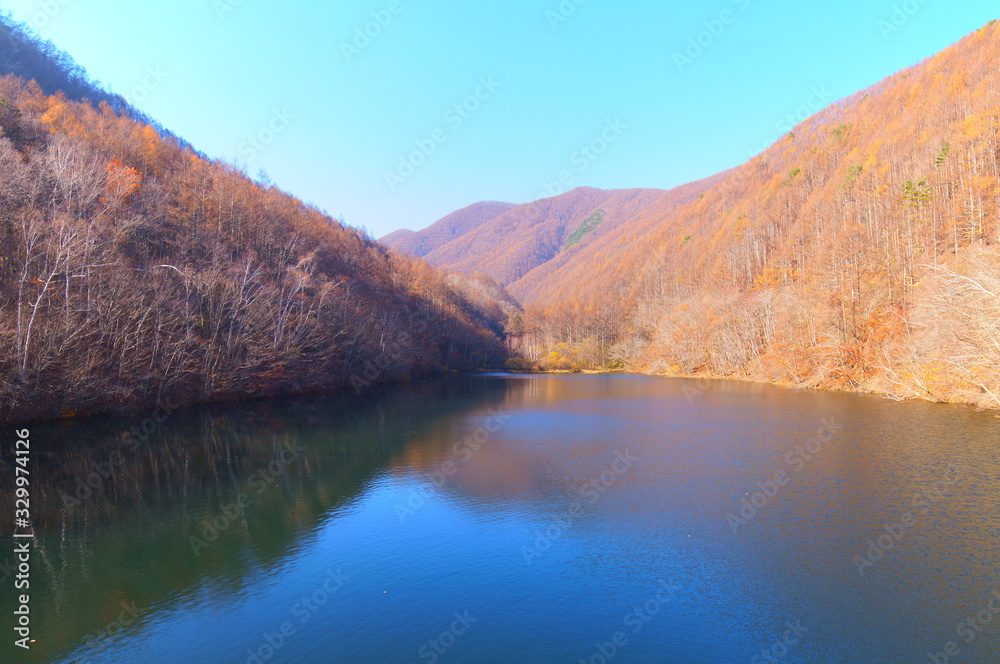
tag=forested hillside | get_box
[384,186,717,298]
[0,14,191,150]
[0,20,512,424]
[396,22,1000,409]
[381,200,517,258]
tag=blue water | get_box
[6,374,1000,663]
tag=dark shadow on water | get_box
[0,375,520,663]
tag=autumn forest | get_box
[3,17,1000,423]
[0,17,512,424]
[387,21,1000,410]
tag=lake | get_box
[2,374,999,663]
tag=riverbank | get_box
[10,360,996,428]
[503,366,1000,412]
[1,367,474,427]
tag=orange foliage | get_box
[101,158,142,209]
[391,21,1000,405]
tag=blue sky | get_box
[1,0,996,237]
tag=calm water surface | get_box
[2,374,999,663]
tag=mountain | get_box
[385,185,724,304]
[504,177,726,306]
[386,21,1000,409]
[380,228,416,246]
[381,200,517,258]
[0,13,192,150]
[0,15,513,424]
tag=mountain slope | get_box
[397,21,1000,409]
[382,200,517,258]
[425,187,672,290]
[0,23,513,424]
[550,20,1000,407]
[0,13,191,149]
[505,176,726,305]
[385,187,696,297]
[381,228,416,246]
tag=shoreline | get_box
[8,365,998,428]
[498,367,1000,413]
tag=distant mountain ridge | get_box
[384,185,726,304]
[382,200,517,258]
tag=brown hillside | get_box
[403,22,1000,409]
[0,73,512,424]
[381,200,517,258]
[407,187,671,288]
[524,21,1000,408]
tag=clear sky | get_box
[1,1,996,237]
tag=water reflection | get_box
[0,376,516,663]
[0,374,997,664]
